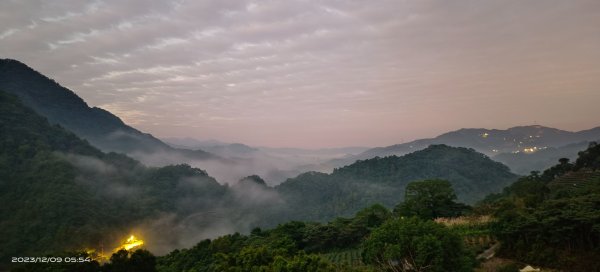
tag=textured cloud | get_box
[1,0,600,147]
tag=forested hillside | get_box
[0,90,229,268]
[481,142,600,271]
[0,59,215,160]
[155,203,475,272]
[1,89,522,270]
[6,85,600,271]
[26,140,595,272]
[15,201,478,272]
[275,145,517,222]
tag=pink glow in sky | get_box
[1,0,599,148]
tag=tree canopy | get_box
[394,179,469,220]
[479,142,600,271]
[362,217,473,272]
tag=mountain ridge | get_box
[275,144,518,222]
[0,58,217,161]
[324,125,600,173]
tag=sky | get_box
[1,0,600,148]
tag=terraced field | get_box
[437,216,496,255]
[548,170,600,189]
[322,248,363,266]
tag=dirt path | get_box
[477,243,500,260]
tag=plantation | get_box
[321,248,363,266]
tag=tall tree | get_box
[394,179,468,220]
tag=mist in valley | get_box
[57,150,292,255]
[133,137,370,185]
[2,0,600,270]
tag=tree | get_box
[492,194,600,269]
[394,179,468,220]
[353,204,392,229]
[482,141,600,271]
[362,217,473,272]
[575,142,600,170]
[105,249,131,272]
[103,249,157,272]
[540,157,573,181]
[272,252,335,272]
[129,249,157,272]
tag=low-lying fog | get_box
[134,137,371,185]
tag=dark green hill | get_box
[0,59,215,160]
[481,142,600,271]
[0,91,227,267]
[0,90,516,266]
[238,175,268,187]
[276,145,518,222]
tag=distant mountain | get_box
[494,141,594,174]
[162,137,231,149]
[326,125,600,171]
[275,145,518,222]
[0,90,520,263]
[162,137,370,184]
[163,137,369,159]
[0,59,216,161]
[201,143,259,157]
[258,146,371,157]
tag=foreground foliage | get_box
[362,217,474,272]
[0,91,228,268]
[482,142,600,271]
[277,145,517,223]
[394,179,470,220]
[5,77,600,271]
[157,204,393,272]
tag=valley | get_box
[2,61,599,271]
[2,1,599,270]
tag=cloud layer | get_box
[2,0,600,147]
